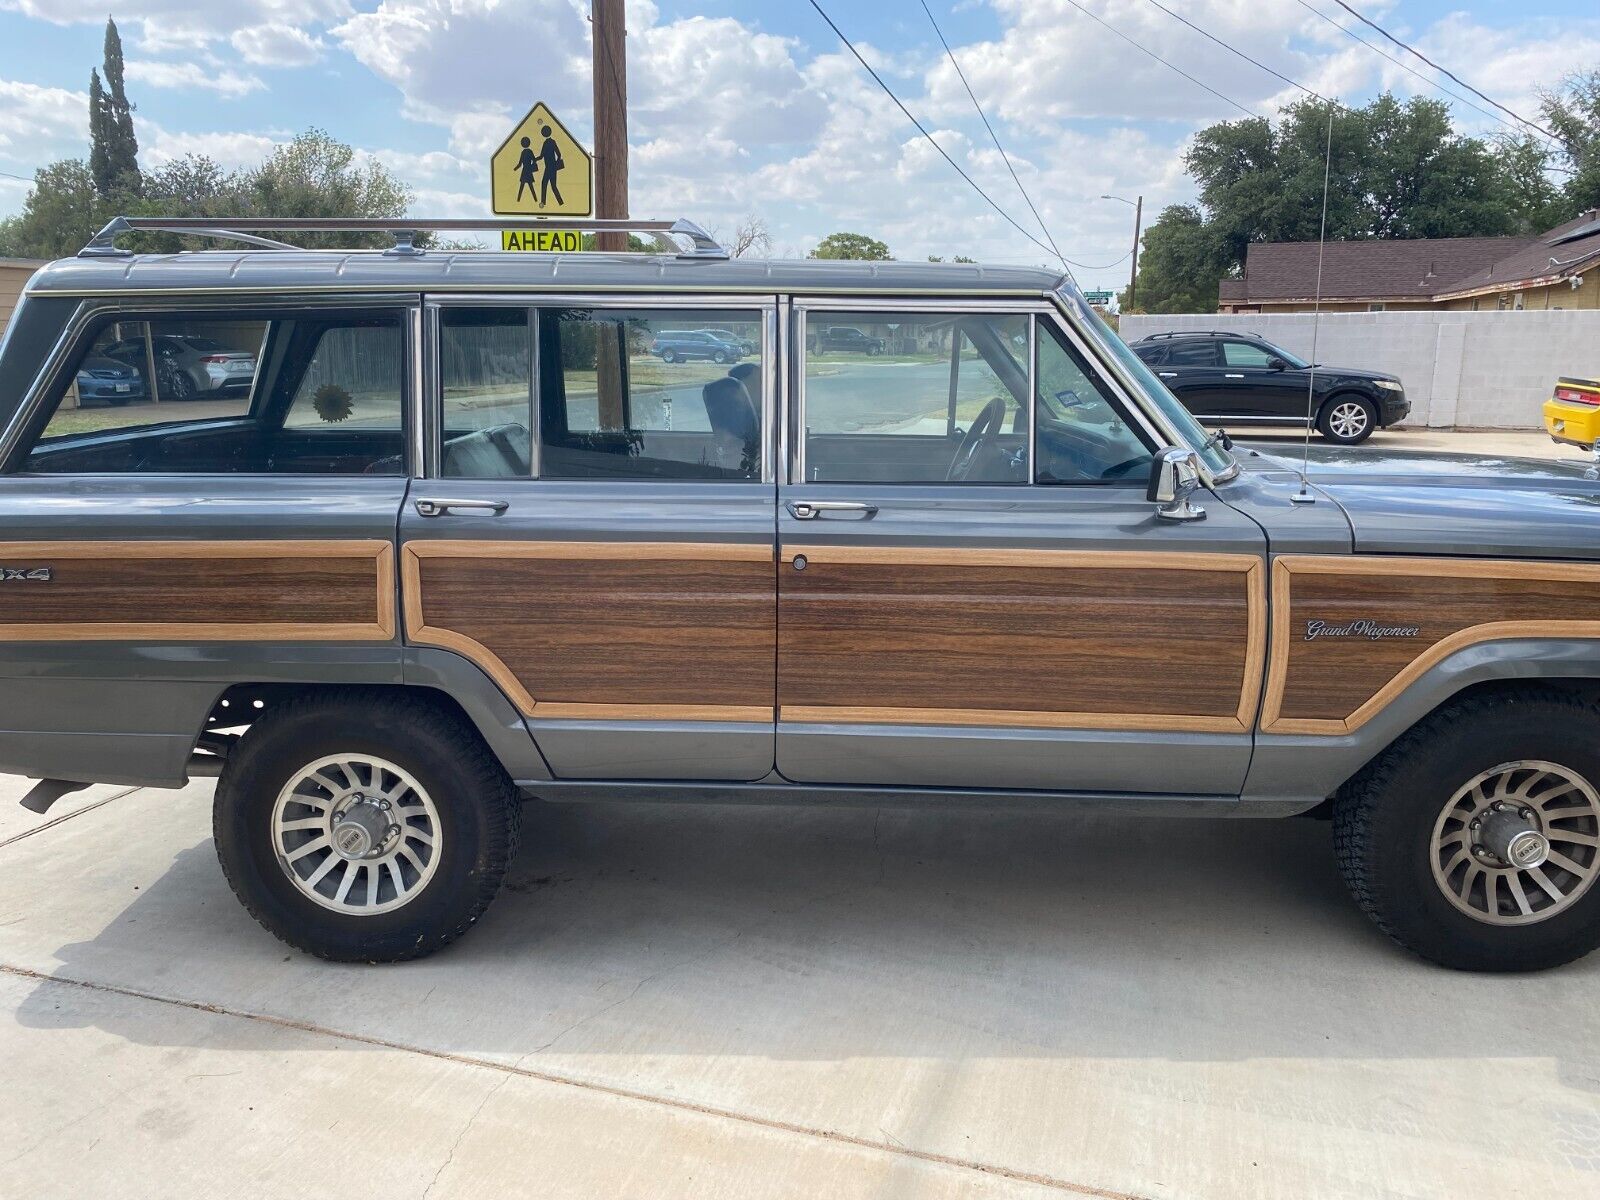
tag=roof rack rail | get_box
[1136,329,1258,341]
[80,216,729,260]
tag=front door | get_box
[777,302,1266,796]
[1216,338,1307,419]
[398,298,778,782]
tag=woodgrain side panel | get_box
[403,540,776,719]
[1264,555,1600,734]
[0,540,394,641]
[778,548,1263,731]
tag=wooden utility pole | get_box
[591,0,629,253]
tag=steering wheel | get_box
[947,396,1007,482]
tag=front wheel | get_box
[661,349,679,364]
[712,350,729,364]
[1317,395,1376,444]
[213,691,521,962]
[1334,690,1600,971]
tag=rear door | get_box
[777,300,1266,797]
[0,297,414,786]
[1153,338,1227,417]
[399,296,778,782]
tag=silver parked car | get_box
[104,332,256,400]
[4,214,1600,972]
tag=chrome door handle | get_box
[1158,372,1177,378]
[1224,373,1245,379]
[788,500,878,520]
[414,498,510,517]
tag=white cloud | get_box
[231,24,326,68]
[126,61,265,98]
[140,124,282,170]
[0,78,86,175]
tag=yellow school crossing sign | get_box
[490,102,593,218]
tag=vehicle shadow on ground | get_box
[15,799,1600,1079]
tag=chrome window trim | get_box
[1026,315,1037,484]
[1,292,421,474]
[777,295,793,486]
[413,304,431,478]
[1038,301,1177,466]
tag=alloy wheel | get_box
[271,754,443,916]
[1429,760,1600,926]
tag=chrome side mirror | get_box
[1146,447,1207,522]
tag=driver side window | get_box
[799,310,1029,484]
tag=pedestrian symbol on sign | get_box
[491,103,592,217]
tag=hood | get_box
[1305,365,1401,384]
[1238,443,1600,560]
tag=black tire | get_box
[712,350,729,364]
[1316,393,1377,444]
[1333,689,1600,972]
[213,690,521,963]
[661,349,679,364]
[866,345,880,357]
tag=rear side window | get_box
[1165,340,1219,367]
[538,307,764,481]
[18,310,407,475]
[1133,343,1167,365]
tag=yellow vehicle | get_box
[1545,376,1600,449]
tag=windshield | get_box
[1258,338,1310,370]
[1069,297,1236,478]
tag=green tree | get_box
[1541,69,1600,214]
[1145,93,1563,311]
[809,231,891,260]
[1121,205,1228,314]
[89,18,140,197]
[0,160,114,258]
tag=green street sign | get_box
[1084,290,1115,306]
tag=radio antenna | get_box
[1295,104,1336,503]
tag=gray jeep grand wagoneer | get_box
[4,216,1600,970]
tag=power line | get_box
[1291,0,1524,136]
[804,0,1069,264]
[1057,0,1256,120]
[1138,0,1331,107]
[1324,0,1561,144]
[917,0,1070,269]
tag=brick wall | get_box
[1120,309,1600,429]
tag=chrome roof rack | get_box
[80,216,729,260]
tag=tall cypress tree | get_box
[89,18,140,197]
[87,68,111,195]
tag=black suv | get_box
[811,326,884,355]
[1133,331,1408,444]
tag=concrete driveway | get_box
[3,772,1598,1199]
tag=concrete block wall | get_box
[1119,310,1600,429]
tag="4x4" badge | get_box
[0,567,52,582]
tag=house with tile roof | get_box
[1217,211,1600,314]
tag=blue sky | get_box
[1,1,1596,292]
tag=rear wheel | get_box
[1317,394,1376,444]
[1334,690,1600,971]
[661,348,679,364]
[213,691,521,962]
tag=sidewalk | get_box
[2,772,1597,1198]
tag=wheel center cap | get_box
[1479,807,1549,869]
[331,797,391,860]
